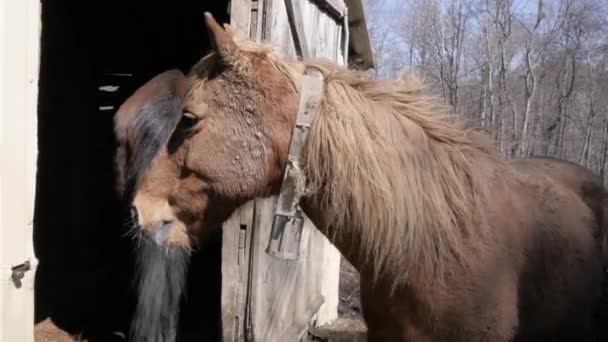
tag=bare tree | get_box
[600,115,608,183]
[363,0,608,182]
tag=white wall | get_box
[0,1,41,341]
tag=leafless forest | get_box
[361,0,608,180]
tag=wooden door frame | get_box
[0,0,41,341]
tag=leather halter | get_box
[266,71,324,260]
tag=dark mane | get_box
[113,70,186,200]
[126,96,182,197]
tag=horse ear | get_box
[114,69,186,197]
[203,12,242,67]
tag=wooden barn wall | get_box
[220,1,348,341]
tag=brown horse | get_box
[113,13,608,342]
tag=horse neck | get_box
[295,70,506,289]
[300,197,366,271]
[300,194,460,302]
[298,141,501,289]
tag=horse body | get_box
[113,13,608,342]
[304,156,606,341]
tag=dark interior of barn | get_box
[34,1,230,340]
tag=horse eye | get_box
[179,112,199,130]
[183,112,197,120]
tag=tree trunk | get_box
[578,109,595,167]
[600,117,608,184]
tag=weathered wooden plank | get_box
[221,200,255,342]
[251,200,325,341]
[309,0,321,57]
[284,0,310,58]
[238,201,255,340]
[230,0,252,35]
[249,0,267,41]
[301,0,345,62]
[250,195,324,340]
[250,197,293,341]
[264,0,296,57]
[242,1,353,340]
[221,211,243,342]
[261,0,273,42]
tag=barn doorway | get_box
[33,1,230,340]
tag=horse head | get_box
[113,13,306,341]
[116,13,300,251]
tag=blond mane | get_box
[197,31,503,288]
[300,62,503,287]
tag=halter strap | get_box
[266,71,324,260]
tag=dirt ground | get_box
[337,258,363,320]
[306,258,367,341]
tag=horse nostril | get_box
[130,206,139,224]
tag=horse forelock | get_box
[124,97,183,199]
[114,71,186,201]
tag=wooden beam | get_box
[284,0,310,59]
[343,0,374,69]
[342,9,350,66]
[310,0,347,19]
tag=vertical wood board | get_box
[246,0,349,340]
[221,2,257,342]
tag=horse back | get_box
[510,156,608,341]
[511,156,608,263]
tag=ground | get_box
[306,259,367,342]
[35,259,366,342]
[337,258,363,320]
